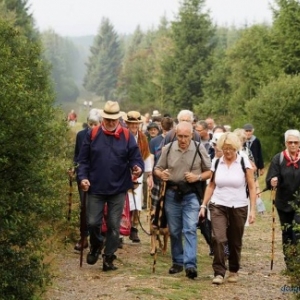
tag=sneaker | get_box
[227,272,238,283]
[129,227,140,243]
[212,275,224,285]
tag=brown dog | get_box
[150,223,169,256]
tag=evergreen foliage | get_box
[160,0,216,113]
[41,30,81,103]
[84,18,123,100]
[0,6,71,299]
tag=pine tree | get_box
[160,0,216,112]
[84,18,123,100]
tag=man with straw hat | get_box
[77,101,144,271]
[124,111,154,243]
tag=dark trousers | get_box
[209,203,248,277]
[87,193,125,255]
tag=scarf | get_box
[102,124,123,139]
[283,149,300,168]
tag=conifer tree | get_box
[84,18,123,100]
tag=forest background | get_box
[1,0,300,299]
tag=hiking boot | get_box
[118,237,123,249]
[212,275,224,285]
[169,264,183,274]
[74,237,88,251]
[185,267,198,279]
[86,244,103,265]
[103,254,117,271]
[129,227,140,243]
[227,272,238,283]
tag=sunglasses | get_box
[287,141,299,145]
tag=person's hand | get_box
[132,165,142,177]
[259,168,265,176]
[147,176,154,189]
[80,179,90,191]
[160,169,170,181]
[184,172,199,183]
[199,206,206,219]
[270,177,278,188]
[248,210,256,224]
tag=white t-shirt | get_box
[210,154,252,208]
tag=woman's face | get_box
[127,122,139,135]
[285,135,300,154]
[222,143,236,160]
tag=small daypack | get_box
[212,156,249,198]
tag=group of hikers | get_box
[70,100,300,284]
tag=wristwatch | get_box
[198,174,202,181]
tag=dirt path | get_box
[43,208,294,300]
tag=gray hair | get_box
[87,108,101,123]
[177,110,194,123]
[285,129,300,142]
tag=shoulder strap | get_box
[211,158,220,183]
[280,151,284,164]
[123,127,130,141]
[240,156,246,174]
[91,125,100,141]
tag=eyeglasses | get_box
[287,141,299,145]
[222,147,235,152]
[245,130,252,132]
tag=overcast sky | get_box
[28,0,275,37]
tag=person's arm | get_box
[265,153,281,189]
[199,178,215,218]
[246,168,256,224]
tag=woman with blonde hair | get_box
[199,132,256,285]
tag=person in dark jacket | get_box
[266,129,300,270]
[77,101,144,271]
[243,124,264,177]
[73,109,101,251]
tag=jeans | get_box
[87,193,125,255]
[164,189,200,269]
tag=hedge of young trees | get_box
[0,1,73,299]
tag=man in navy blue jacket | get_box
[77,101,144,271]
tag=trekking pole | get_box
[80,191,87,267]
[270,188,276,270]
[147,187,151,223]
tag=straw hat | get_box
[100,101,122,119]
[152,110,161,118]
[124,111,143,123]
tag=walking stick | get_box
[80,191,87,267]
[270,188,276,270]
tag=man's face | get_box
[245,129,254,140]
[176,127,192,150]
[195,125,207,139]
[148,128,159,138]
[102,118,119,131]
[206,119,214,130]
